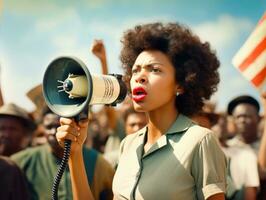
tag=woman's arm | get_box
[56,118,94,200]
[244,187,257,200]
[207,193,225,200]
[69,150,94,200]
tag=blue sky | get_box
[0,0,266,113]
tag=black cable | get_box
[51,140,72,200]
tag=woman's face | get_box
[130,50,179,112]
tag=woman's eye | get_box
[132,69,138,74]
[151,68,160,72]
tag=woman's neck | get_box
[146,103,178,145]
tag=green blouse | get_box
[113,114,227,200]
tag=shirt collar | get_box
[136,114,194,137]
[166,114,194,134]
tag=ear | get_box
[176,85,184,95]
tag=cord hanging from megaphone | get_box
[51,139,71,200]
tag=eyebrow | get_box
[133,62,163,68]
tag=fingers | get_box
[91,40,103,50]
[93,39,103,46]
[60,117,76,126]
[58,118,80,138]
[56,117,88,148]
[57,131,79,143]
[59,117,88,132]
[58,123,80,138]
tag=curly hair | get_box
[120,22,220,116]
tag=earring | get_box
[176,92,179,96]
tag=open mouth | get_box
[132,87,147,102]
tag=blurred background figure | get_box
[0,65,4,108]
[123,107,147,135]
[258,91,266,200]
[89,39,126,155]
[104,105,148,169]
[26,84,47,147]
[227,95,261,152]
[11,106,114,200]
[90,39,108,75]
[217,95,262,200]
[191,100,220,129]
[258,116,265,139]
[0,103,36,156]
[0,156,29,200]
[212,114,230,147]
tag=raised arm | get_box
[90,39,108,75]
[56,118,95,200]
[90,39,118,132]
[0,66,4,106]
[258,91,266,179]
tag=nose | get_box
[134,71,147,84]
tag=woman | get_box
[56,22,226,200]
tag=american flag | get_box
[232,12,266,90]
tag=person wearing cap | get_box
[227,95,261,152]
[225,95,261,200]
[0,103,36,156]
[11,106,114,200]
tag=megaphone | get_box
[42,56,127,118]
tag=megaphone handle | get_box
[74,108,89,121]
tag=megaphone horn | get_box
[43,56,127,118]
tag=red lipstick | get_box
[132,87,147,102]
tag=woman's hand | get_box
[56,117,89,154]
[56,117,95,199]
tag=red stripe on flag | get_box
[258,13,266,25]
[239,37,266,72]
[251,65,266,87]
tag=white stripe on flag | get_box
[232,17,266,67]
[257,78,266,90]
[241,49,266,81]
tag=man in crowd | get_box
[227,95,261,152]
[104,106,147,168]
[0,103,36,156]
[225,95,261,200]
[123,107,147,135]
[11,106,114,200]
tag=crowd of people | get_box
[0,21,265,200]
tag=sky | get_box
[0,0,266,113]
